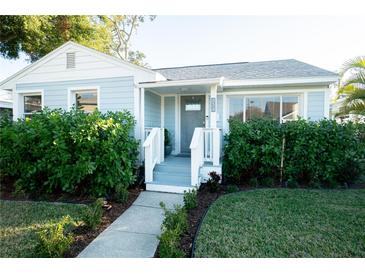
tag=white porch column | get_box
[210,84,218,128]
[303,91,308,119]
[210,84,220,166]
[140,88,145,161]
[324,88,330,119]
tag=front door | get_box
[180,95,206,154]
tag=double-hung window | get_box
[23,94,42,118]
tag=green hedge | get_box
[0,108,138,197]
[223,118,365,188]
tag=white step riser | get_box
[146,183,194,194]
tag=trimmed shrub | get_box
[0,108,138,197]
[283,119,365,187]
[81,198,104,230]
[224,118,365,188]
[158,228,185,258]
[158,202,187,258]
[224,118,282,184]
[159,202,188,233]
[183,189,198,210]
[36,215,75,258]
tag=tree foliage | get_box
[0,15,112,62]
[0,15,155,66]
[336,56,365,117]
[98,15,156,66]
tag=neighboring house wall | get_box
[164,96,176,152]
[307,91,325,121]
[144,90,161,128]
[16,76,135,114]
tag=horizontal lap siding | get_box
[307,91,325,121]
[164,96,175,151]
[16,76,135,113]
[144,90,161,128]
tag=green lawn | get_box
[0,200,85,257]
[194,189,365,257]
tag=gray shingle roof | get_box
[154,59,337,81]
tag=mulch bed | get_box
[65,187,142,257]
[0,175,144,258]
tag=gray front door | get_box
[180,95,206,154]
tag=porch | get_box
[139,79,223,193]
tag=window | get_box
[75,90,98,112]
[23,94,42,118]
[229,97,244,121]
[228,95,300,123]
[246,96,280,121]
[282,96,299,122]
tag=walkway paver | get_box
[78,191,184,258]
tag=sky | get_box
[1,16,364,82]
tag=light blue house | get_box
[0,41,338,193]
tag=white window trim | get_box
[226,93,301,124]
[16,89,44,118]
[67,86,100,111]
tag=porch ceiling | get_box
[147,84,210,95]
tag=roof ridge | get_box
[153,59,297,71]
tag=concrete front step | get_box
[147,156,193,193]
[153,171,191,185]
[154,164,190,175]
[159,156,190,167]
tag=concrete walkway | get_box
[78,191,184,258]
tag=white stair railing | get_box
[203,128,220,166]
[190,128,204,187]
[143,127,164,183]
[190,127,221,186]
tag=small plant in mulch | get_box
[36,215,75,258]
[81,198,104,230]
[183,189,198,210]
[112,183,129,203]
[226,184,239,193]
[158,202,187,258]
[206,171,221,193]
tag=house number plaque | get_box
[210,97,216,112]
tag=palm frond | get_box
[335,102,365,117]
[340,70,365,87]
[340,56,365,76]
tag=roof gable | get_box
[0,41,160,89]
